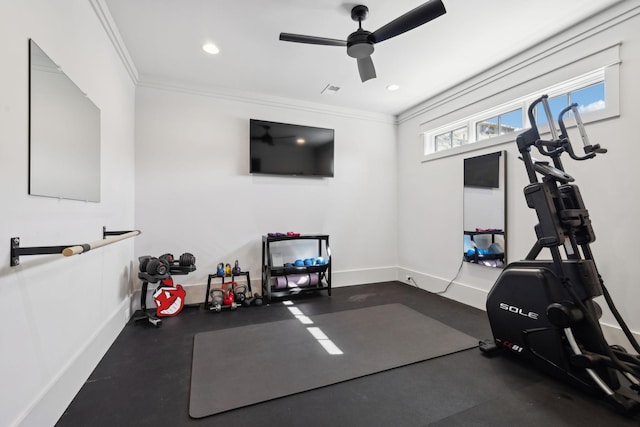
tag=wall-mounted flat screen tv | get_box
[250,119,334,177]
[464,151,501,188]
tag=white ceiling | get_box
[103,0,622,116]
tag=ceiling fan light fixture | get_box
[346,29,374,59]
[346,42,374,59]
[202,43,220,55]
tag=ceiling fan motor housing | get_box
[347,30,374,59]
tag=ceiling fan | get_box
[251,125,293,145]
[279,0,446,82]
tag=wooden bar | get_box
[62,230,141,256]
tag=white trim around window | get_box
[420,43,620,162]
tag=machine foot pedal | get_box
[479,339,502,356]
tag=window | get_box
[476,108,523,141]
[476,117,498,141]
[572,83,605,114]
[427,103,526,154]
[536,82,605,125]
[422,68,612,158]
[434,126,468,152]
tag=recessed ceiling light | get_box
[386,84,400,92]
[202,43,220,55]
[296,138,306,144]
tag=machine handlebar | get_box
[526,95,606,162]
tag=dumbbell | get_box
[145,257,168,276]
[179,252,196,267]
[159,253,175,270]
[138,255,151,273]
[245,293,263,307]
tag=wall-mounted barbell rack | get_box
[10,226,141,267]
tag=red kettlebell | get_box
[223,285,235,306]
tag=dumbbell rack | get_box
[133,264,196,327]
[204,271,252,311]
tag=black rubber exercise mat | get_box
[189,303,478,418]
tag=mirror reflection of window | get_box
[463,151,506,268]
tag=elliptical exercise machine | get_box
[480,95,640,415]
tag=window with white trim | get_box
[535,82,605,125]
[423,68,611,157]
[476,108,524,141]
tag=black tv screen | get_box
[250,119,334,177]
[464,152,501,188]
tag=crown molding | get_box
[89,0,139,84]
[137,78,397,125]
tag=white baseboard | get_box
[600,321,640,349]
[331,266,398,288]
[15,297,131,427]
[133,267,399,309]
[396,266,489,310]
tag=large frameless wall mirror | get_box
[29,39,101,202]
[463,151,506,268]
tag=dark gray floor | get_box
[57,281,640,426]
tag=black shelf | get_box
[463,252,505,262]
[464,229,504,240]
[463,230,505,264]
[261,234,331,302]
[270,264,329,276]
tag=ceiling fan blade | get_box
[357,56,376,82]
[280,33,347,46]
[370,0,446,44]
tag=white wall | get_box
[0,1,136,426]
[134,85,398,303]
[397,2,640,337]
[3,1,640,425]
